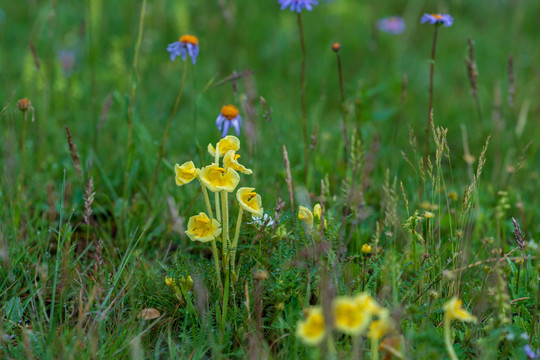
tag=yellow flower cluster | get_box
[172,135,263,289]
[296,293,393,346]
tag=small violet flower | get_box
[421,13,453,27]
[378,16,406,34]
[216,105,242,138]
[167,35,199,64]
[278,0,318,13]
[524,345,540,359]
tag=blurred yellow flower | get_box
[236,187,263,216]
[333,296,372,335]
[296,307,326,346]
[368,309,392,340]
[224,150,252,175]
[185,212,222,242]
[199,164,240,192]
[208,135,240,158]
[174,161,199,186]
[423,211,435,219]
[165,276,174,287]
[298,206,314,227]
[443,297,476,322]
[361,244,372,254]
[313,204,321,220]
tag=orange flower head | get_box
[179,35,199,45]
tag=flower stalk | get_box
[297,12,309,185]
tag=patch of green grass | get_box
[1,0,540,359]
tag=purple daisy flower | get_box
[216,105,242,138]
[278,0,318,13]
[525,345,540,359]
[421,13,453,27]
[167,34,199,64]
[378,16,406,34]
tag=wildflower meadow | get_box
[2,0,540,359]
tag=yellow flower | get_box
[296,307,326,346]
[185,212,222,242]
[236,187,263,216]
[423,211,435,219]
[208,135,240,158]
[174,161,199,186]
[443,297,476,322]
[361,244,372,254]
[333,296,372,335]
[313,204,321,220]
[298,206,314,227]
[199,164,240,192]
[165,276,174,287]
[368,309,392,340]
[224,150,252,175]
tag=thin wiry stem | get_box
[148,60,188,207]
[297,12,309,185]
[424,25,439,172]
[18,111,28,203]
[335,50,350,159]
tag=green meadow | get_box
[1,0,540,358]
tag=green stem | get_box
[215,192,221,222]
[221,191,229,268]
[297,12,309,185]
[444,316,459,360]
[18,111,28,203]
[371,337,379,360]
[201,183,213,220]
[211,239,223,291]
[230,207,244,278]
[221,262,230,333]
[148,59,188,205]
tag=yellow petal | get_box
[298,206,314,227]
[333,296,371,335]
[313,204,321,219]
[443,297,476,322]
[207,136,241,158]
[185,212,222,242]
[174,161,199,186]
[367,309,392,340]
[224,150,253,175]
[296,307,325,346]
[236,187,263,216]
[199,164,240,193]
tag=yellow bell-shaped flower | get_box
[443,297,476,322]
[298,206,314,227]
[224,150,253,175]
[174,161,199,186]
[185,212,222,243]
[208,135,240,158]
[236,187,263,216]
[296,307,326,346]
[199,164,240,193]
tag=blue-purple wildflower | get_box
[524,345,540,359]
[278,0,318,13]
[167,35,199,64]
[378,16,406,34]
[216,105,242,138]
[421,13,453,27]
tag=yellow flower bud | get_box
[362,244,372,254]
